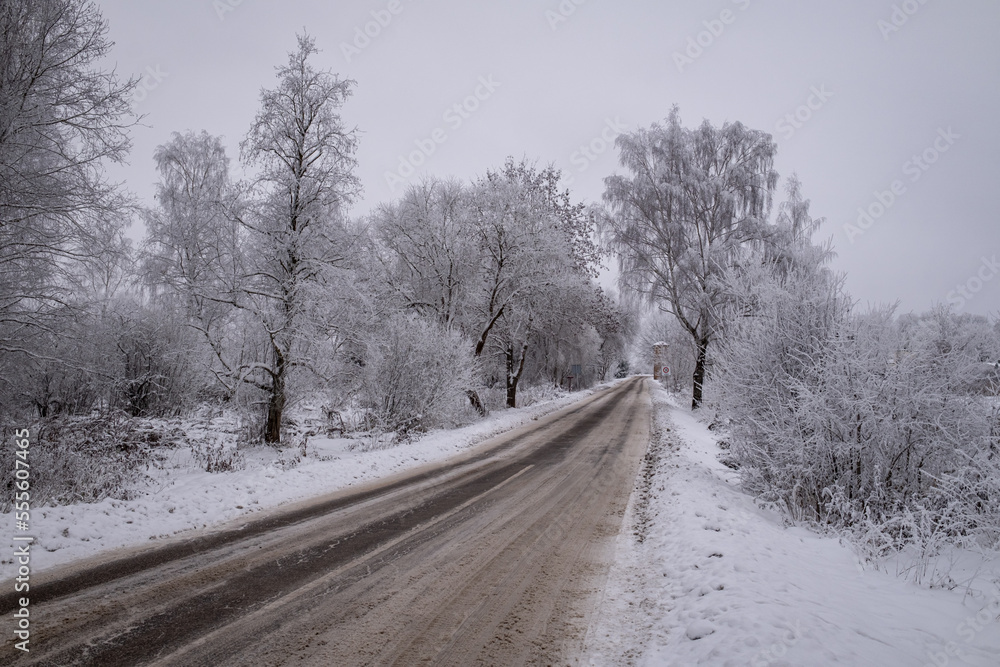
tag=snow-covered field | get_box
[0,382,621,582]
[582,382,1000,666]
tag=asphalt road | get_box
[1,376,651,666]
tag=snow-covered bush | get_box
[717,280,1000,550]
[787,309,992,523]
[20,331,105,417]
[15,299,209,420]
[0,413,163,511]
[517,382,565,407]
[355,314,479,437]
[190,435,245,473]
[107,303,210,417]
[713,187,1000,553]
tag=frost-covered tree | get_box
[468,159,596,407]
[713,176,840,398]
[140,130,244,409]
[235,34,360,443]
[142,131,241,318]
[712,180,847,515]
[372,160,615,410]
[0,0,138,414]
[234,34,360,443]
[373,178,478,329]
[528,286,628,387]
[601,106,778,408]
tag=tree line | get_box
[0,3,630,449]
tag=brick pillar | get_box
[653,343,667,380]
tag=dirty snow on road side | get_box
[581,381,1000,666]
[0,381,624,582]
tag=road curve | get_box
[2,377,651,666]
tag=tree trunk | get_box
[506,342,528,408]
[691,337,709,410]
[466,389,487,416]
[506,375,518,408]
[474,305,506,357]
[264,348,286,444]
[264,384,284,444]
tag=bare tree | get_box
[235,33,360,443]
[142,131,240,316]
[373,178,478,329]
[0,0,138,414]
[469,160,595,407]
[601,106,778,408]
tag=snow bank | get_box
[583,381,1000,666]
[0,380,624,581]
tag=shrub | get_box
[0,412,163,511]
[190,436,245,473]
[356,314,478,437]
[717,296,1000,552]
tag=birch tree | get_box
[237,34,359,443]
[140,131,243,411]
[142,131,240,319]
[601,106,778,408]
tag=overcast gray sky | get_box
[98,0,1000,316]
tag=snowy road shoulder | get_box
[0,381,624,582]
[582,381,1000,667]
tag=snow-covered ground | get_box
[0,382,622,582]
[9,378,1000,666]
[583,382,1000,666]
